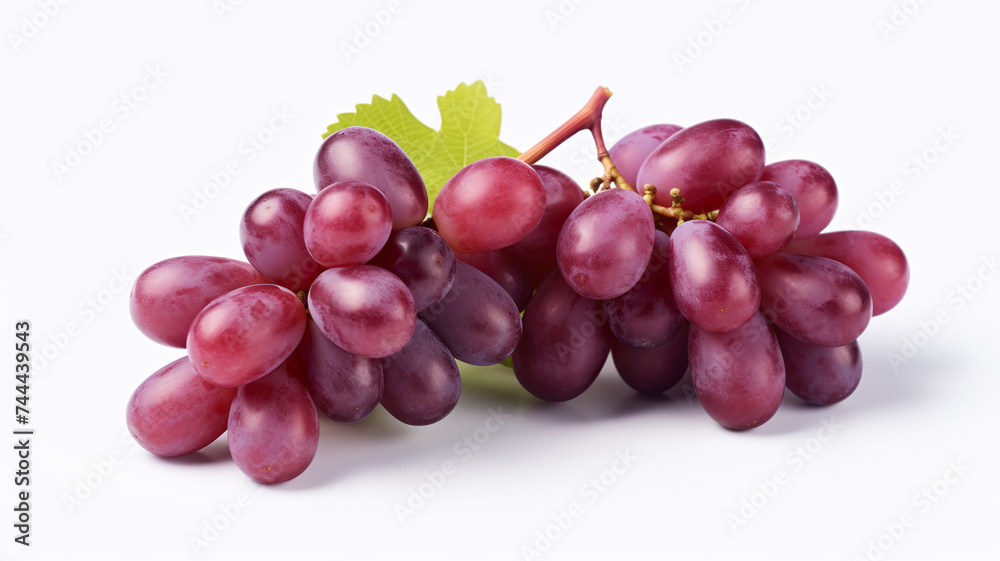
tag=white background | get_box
[2,0,998,559]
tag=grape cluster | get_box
[126,93,909,484]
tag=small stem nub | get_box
[296,290,309,313]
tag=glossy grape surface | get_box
[298,317,383,423]
[380,321,461,426]
[240,188,323,291]
[304,181,392,268]
[368,226,457,312]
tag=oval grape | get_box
[608,124,682,188]
[420,262,521,366]
[760,160,837,239]
[454,249,532,311]
[755,252,872,347]
[774,327,862,406]
[240,188,323,291]
[557,188,655,300]
[715,181,800,258]
[308,265,416,358]
[368,226,457,312]
[380,321,461,426]
[304,181,392,268]
[611,322,689,395]
[512,272,612,402]
[126,357,236,457]
[508,165,585,254]
[314,126,427,229]
[668,220,760,333]
[228,358,319,484]
[130,256,267,348]
[433,156,545,252]
[637,119,765,213]
[784,230,909,315]
[689,312,785,430]
[297,317,383,423]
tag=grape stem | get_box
[517,87,635,193]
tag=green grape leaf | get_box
[322,81,520,209]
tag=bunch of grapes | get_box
[126,87,908,484]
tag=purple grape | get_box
[774,327,862,406]
[784,230,909,315]
[512,272,612,402]
[760,160,838,239]
[668,220,760,333]
[755,253,872,347]
[604,230,684,347]
[187,284,306,387]
[715,181,800,258]
[304,181,392,268]
[307,265,416,358]
[380,321,461,426]
[454,249,532,311]
[608,124,683,188]
[611,322,689,395]
[228,358,319,484]
[314,126,427,229]
[508,165,585,254]
[420,262,521,366]
[240,188,323,291]
[126,357,236,457]
[518,246,559,291]
[433,157,546,252]
[689,312,785,430]
[637,119,765,213]
[368,226,457,312]
[557,188,655,299]
[297,317,382,423]
[130,256,267,348]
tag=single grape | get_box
[715,181,801,258]
[557,188,655,300]
[433,156,545,252]
[760,160,837,239]
[508,165,585,254]
[668,220,760,333]
[420,262,521,366]
[512,272,612,402]
[607,124,683,188]
[604,230,684,347]
[689,312,785,430]
[774,327,862,406]
[454,249,532,311]
[611,322,689,395]
[126,357,236,457]
[314,126,427,229]
[784,230,909,315]
[297,317,382,423]
[368,226,457,312]
[755,253,872,347]
[130,256,267,348]
[637,119,765,213]
[228,357,319,484]
[304,181,392,268]
[187,284,306,387]
[308,265,416,358]
[240,188,323,291]
[380,321,461,426]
